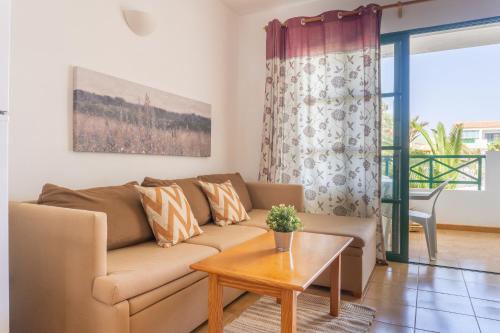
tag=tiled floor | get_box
[364,263,500,332]
[409,228,500,273]
[194,262,500,333]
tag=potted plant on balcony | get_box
[266,204,303,252]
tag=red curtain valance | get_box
[266,4,382,60]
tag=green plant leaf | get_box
[265,204,303,233]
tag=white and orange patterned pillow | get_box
[198,180,250,226]
[135,184,203,247]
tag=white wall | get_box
[411,151,500,227]
[0,0,10,330]
[9,0,238,200]
[0,0,9,111]
[232,0,500,180]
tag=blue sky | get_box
[382,43,500,130]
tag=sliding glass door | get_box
[381,33,410,262]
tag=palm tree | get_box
[488,139,500,151]
[416,122,465,156]
[410,122,466,188]
[409,116,429,145]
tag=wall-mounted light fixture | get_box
[122,9,156,36]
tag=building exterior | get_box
[461,120,500,152]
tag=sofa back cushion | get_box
[38,182,153,250]
[141,177,211,225]
[198,180,250,226]
[134,184,203,247]
[197,172,252,212]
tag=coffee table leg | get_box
[281,290,297,333]
[208,273,223,333]
[330,255,341,317]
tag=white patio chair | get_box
[409,181,449,261]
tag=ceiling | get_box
[221,0,311,15]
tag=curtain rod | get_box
[263,0,433,30]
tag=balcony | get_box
[383,154,486,191]
[383,152,500,273]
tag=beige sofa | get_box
[9,178,376,333]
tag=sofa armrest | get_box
[9,202,109,332]
[246,182,305,212]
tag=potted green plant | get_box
[266,204,303,252]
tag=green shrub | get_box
[266,204,303,233]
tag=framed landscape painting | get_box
[73,67,211,157]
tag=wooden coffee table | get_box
[190,231,353,333]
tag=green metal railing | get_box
[383,154,486,190]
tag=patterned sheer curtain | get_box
[259,5,385,261]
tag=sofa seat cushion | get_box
[128,271,207,315]
[185,223,267,251]
[92,242,218,306]
[243,209,375,248]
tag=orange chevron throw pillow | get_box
[135,184,203,247]
[198,180,250,226]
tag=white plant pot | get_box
[273,231,294,252]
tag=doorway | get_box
[381,17,500,273]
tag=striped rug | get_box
[225,293,376,333]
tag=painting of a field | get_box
[73,67,211,157]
